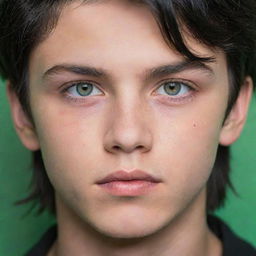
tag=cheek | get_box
[31,102,103,192]
[153,102,225,194]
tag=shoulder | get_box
[208,215,256,256]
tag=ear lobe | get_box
[6,81,40,151]
[219,76,253,146]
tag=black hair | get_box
[0,0,256,213]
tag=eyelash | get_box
[61,81,103,103]
[61,79,196,104]
[154,79,196,103]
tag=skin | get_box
[7,0,252,255]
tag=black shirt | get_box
[25,215,256,256]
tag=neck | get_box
[48,190,222,256]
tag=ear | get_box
[219,76,253,146]
[6,81,40,151]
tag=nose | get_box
[103,100,153,154]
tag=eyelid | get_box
[153,78,197,95]
[156,78,196,89]
[61,80,104,95]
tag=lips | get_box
[96,170,161,196]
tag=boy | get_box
[0,0,256,255]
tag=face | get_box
[10,0,251,239]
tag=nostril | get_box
[113,145,121,151]
[111,144,145,153]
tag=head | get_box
[0,0,255,238]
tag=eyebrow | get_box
[145,60,215,81]
[43,65,106,80]
[42,60,215,81]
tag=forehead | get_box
[29,0,226,82]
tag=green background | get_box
[0,78,255,255]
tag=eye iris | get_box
[76,83,93,96]
[164,82,181,95]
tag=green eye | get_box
[164,82,182,95]
[65,81,102,99]
[156,81,191,97]
[76,82,93,96]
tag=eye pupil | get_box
[76,83,93,96]
[164,82,181,95]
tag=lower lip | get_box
[98,180,159,196]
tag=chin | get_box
[95,223,162,239]
[87,209,173,240]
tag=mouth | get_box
[96,170,161,196]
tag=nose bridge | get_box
[104,92,152,154]
[116,92,142,124]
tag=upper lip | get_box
[96,170,162,184]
